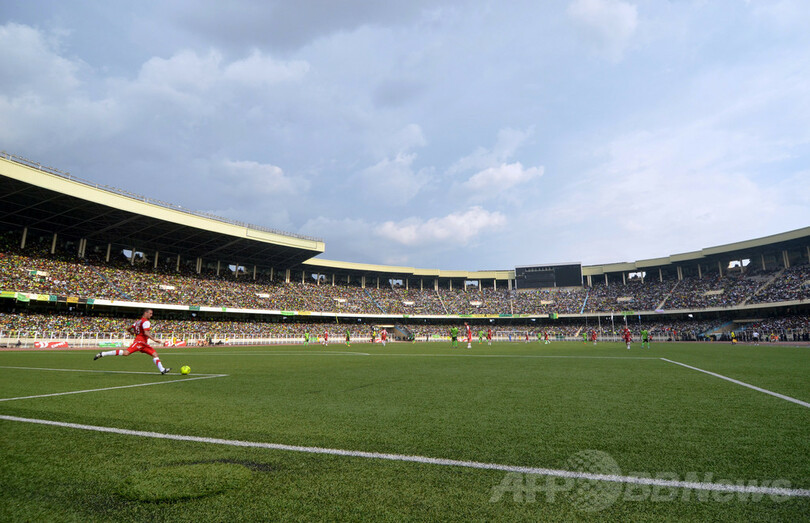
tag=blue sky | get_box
[2,0,808,270]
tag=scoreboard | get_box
[515,263,582,289]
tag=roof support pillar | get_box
[698,264,702,279]
[677,266,683,281]
[130,246,135,265]
[361,276,366,289]
[154,251,159,269]
[285,269,291,283]
[761,253,767,271]
[659,268,662,282]
[253,265,257,280]
[783,249,790,268]
[718,260,723,277]
[622,273,626,285]
[176,254,181,272]
[51,233,57,254]
[217,260,221,276]
[20,227,27,249]
[605,273,609,286]
[106,243,111,263]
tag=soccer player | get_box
[525,332,529,343]
[582,331,588,344]
[487,327,493,346]
[752,330,759,346]
[641,329,650,349]
[544,331,551,345]
[94,309,170,374]
[323,330,329,347]
[730,331,737,345]
[591,330,598,345]
[381,328,388,347]
[478,330,484,344]
[465,323,472,349]
[345,328,351,347]
[450,326,459,348]
[304,331,310,346]
[622,327,632,350]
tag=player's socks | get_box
[96,349,124,359]
[154,358,166,372]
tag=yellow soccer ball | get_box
[180,365,191,375]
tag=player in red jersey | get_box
[322,330,329,347]
[94,309,170,374]
[381,328,388,347]
[591,330,598,345]
[465,323,472,349]
[487,327,493,346]
[622,328,632,350]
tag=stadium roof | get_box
[0,154,324,267]
[300,258,514,281]
[1,152,807,280]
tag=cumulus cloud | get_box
[0,23,83,97]
[355,152,431,204]
[463,162,544,192]
[219,159,306,196]
[448,127,534,175]
[567,0,638,60]
[375,206,506,246]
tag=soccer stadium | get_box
[1,153,808,520]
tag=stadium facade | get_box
[1,152,809,332]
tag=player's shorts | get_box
[451,336,457,342]
[126,340,157,357]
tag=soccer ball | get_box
[180,365,191,375]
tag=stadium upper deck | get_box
[1,152,808,320]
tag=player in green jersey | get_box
[450,326,459,348]
[641,329,650,349]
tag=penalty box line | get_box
[1,414,808,499]
[0,372,228,403]
[660,358,810,409]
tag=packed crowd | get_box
[2,246,809,316]
[663,274,763,309]
[747,264,810,304]
[1,309,741,343]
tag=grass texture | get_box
[1,341,808,521]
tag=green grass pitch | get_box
[1,341,808,521]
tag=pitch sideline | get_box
[0,414,808,499]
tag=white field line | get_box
[0,414,808,499]
[0,365,222,376]
[660,358,810,409]
[0,373,228,402]
[172,352,657,360]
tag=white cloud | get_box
[463,162,543,192]
[220,159,306,196]
[448,127,534,175]
[375,207,506,246]
[223,50,310,87]
[0,23,82,97]
[355,152,430,204]
[567,0,638,60]
[543,122,810,264]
